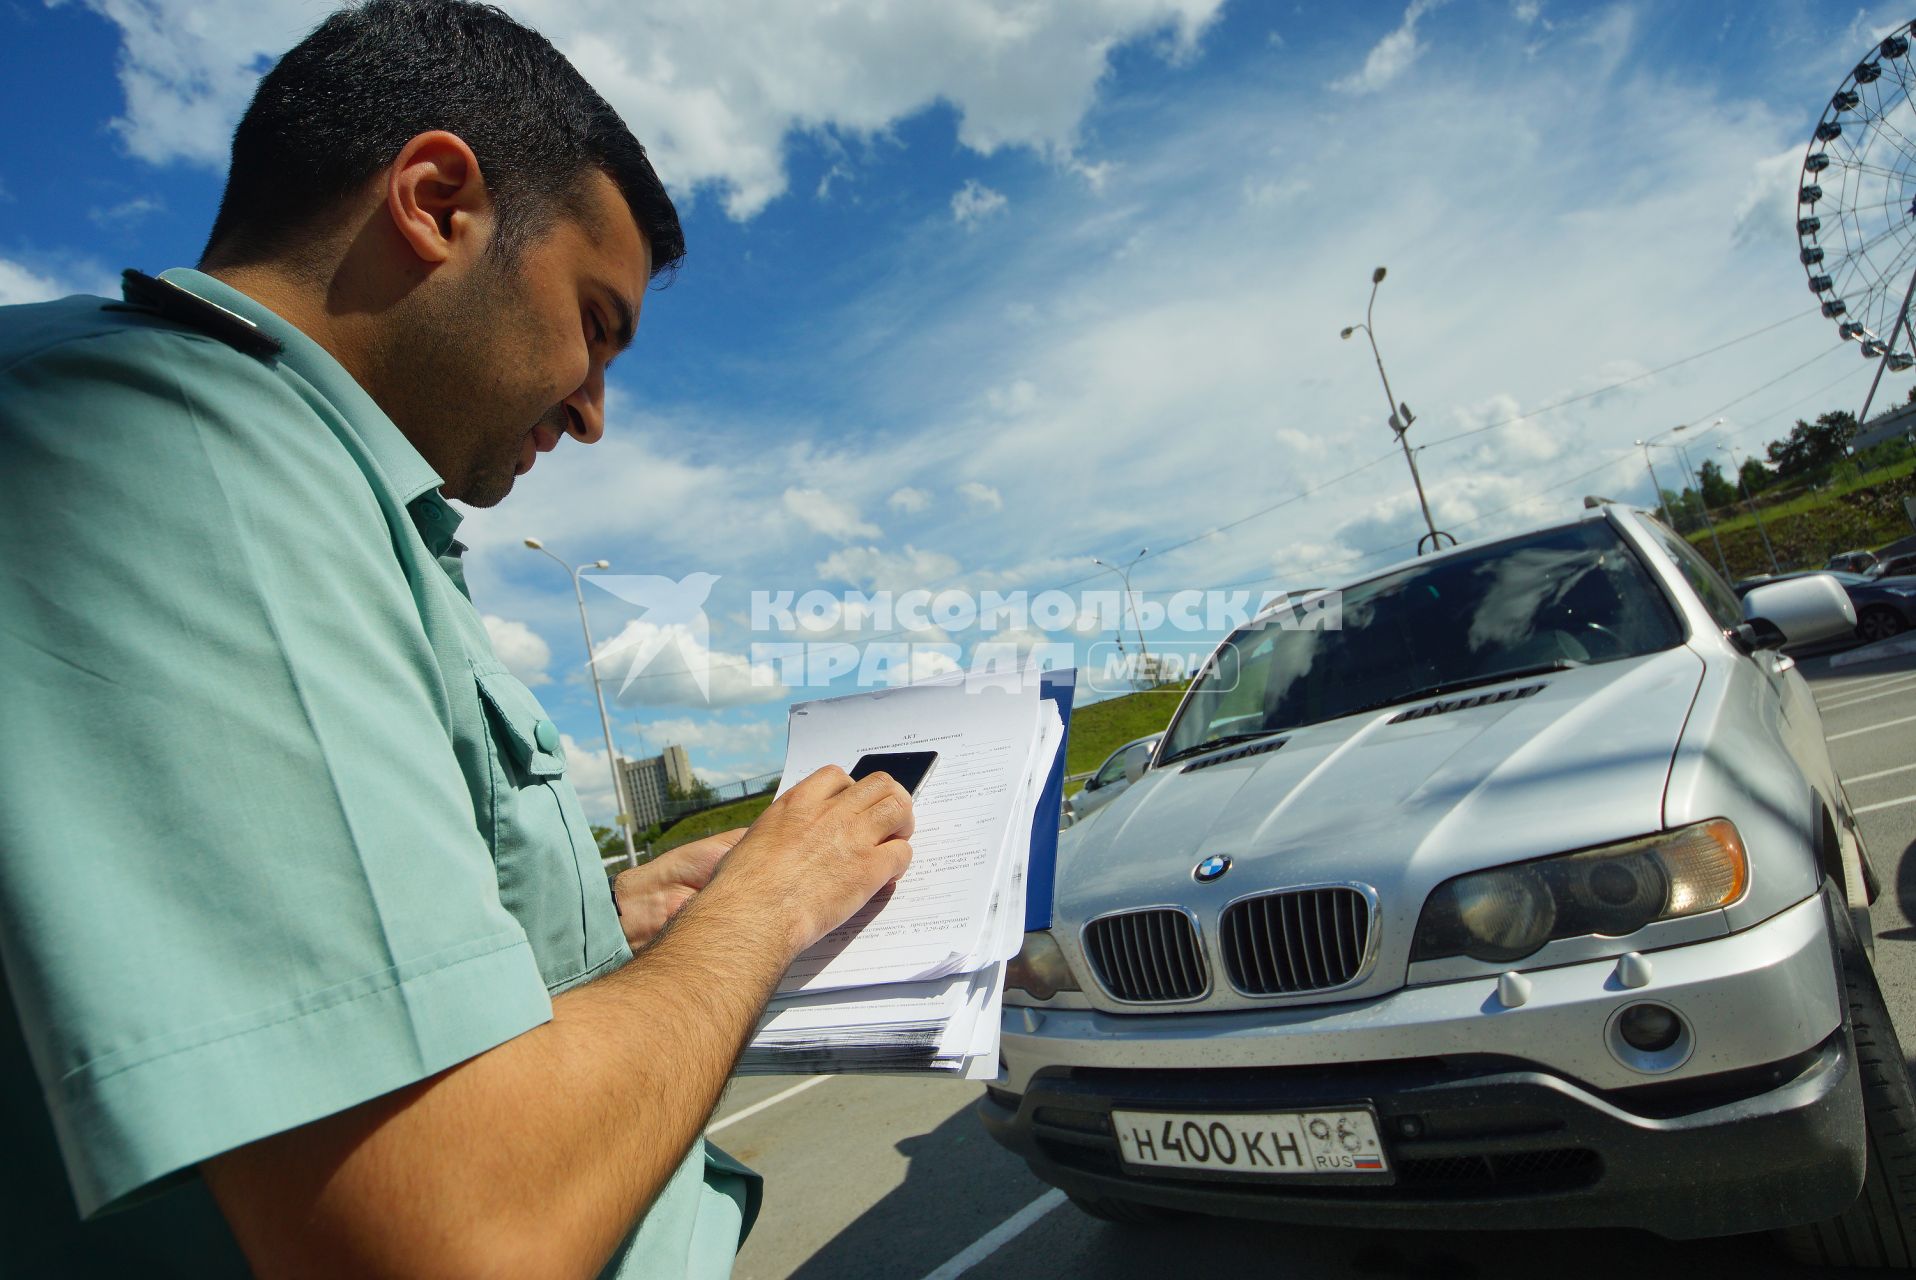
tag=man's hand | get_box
[696,765,916,960]
[202,765,916,1280]
[611,828,745,950]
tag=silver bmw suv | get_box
[983,503,1909,1268]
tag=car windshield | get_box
[1160,520,1685,761]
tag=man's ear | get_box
[386,130,493,266]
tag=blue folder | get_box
[1024,669,1075,931]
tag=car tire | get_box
[1857,606,1910,644]
[1066,1192,1183,1225]
[1775,907,1916,1270]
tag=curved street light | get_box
[1341,266,1455,554]
[1091,548,1151,685]
[524,537,637,867]
[1718,440,1780,574]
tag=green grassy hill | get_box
[1688,465,1916,580]
[1061,682,1189,795]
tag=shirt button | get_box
[534,719,561,753]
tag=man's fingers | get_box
[870,838,913,883]
[778,765,852,810]
[850,777,915,843]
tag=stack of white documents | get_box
[738,676,1065,1078]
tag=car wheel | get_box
[1775,907,1916,1269]
[1857,606,1910,644]
[1066,1192,1183,1225]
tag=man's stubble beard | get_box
[385,259,547,509]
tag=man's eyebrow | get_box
[604,286,638,356]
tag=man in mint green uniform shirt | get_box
[0,3,919,1277]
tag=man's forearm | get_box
[204,765,914,1280]
[204,881,792,1280]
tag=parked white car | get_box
[986,504,1905,1268]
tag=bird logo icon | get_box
[584,573,722,703]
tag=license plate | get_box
[1111,1107,1390,1178]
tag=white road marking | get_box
[918,1188,1069,1280]
[1828,713,1916,742]
[1856,794,1916,815]
[1849,762,1916,785]
[1819,675,1916,711]
[707,1075,832,1135]
[1818,671,1916,699]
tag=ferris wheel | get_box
[1798,20,1916,381]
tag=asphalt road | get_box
[711,645,1916,1280]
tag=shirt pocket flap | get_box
[473,667,567,779]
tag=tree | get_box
[1660,488,1702,534]
[1696,459,1736,510]
[1765,410,1854,480]
[668,776,718,806]
[592,825,625,860]
[1737,456,1772,497]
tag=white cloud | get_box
[815,544,963,592]
[1243,175,1312,207]
[1512,0,1541,23]
[952,179,1009,228]
[595,617,789,709]
[987,378,1038,413]
[1275,426,1331,459]
[557,731,620,823]
[1332,0,1443,94]
[1732,145,1805,248]
[888,486,932,514]
[0,258,80,306]
[635,714,782,777]
[783,486,881,541]
[87,195,164,229]
[0,253,118,307]
[81,0,1224,220]
[482,614,554,685]
[958,481,1004,512]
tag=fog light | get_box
[1618,1003,1682,1052]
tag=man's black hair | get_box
[201,0,684,279]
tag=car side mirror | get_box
[1082,777,1102,792]
[1741,574,1856,649]
[1123,754,1149,785]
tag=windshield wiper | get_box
[1155,729,1287,768]
[1347,659,1582,719]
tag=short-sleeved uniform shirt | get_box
[0,270,759,1277]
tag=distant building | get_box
[1853,400,1916,452]
[618,744,695,832]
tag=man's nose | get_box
[562,364,606,444]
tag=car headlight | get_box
[1410,820,1748,965]
[1005,930,1081,1001]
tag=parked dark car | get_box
[1826,550,1879,574]
[1867,551,1916,579]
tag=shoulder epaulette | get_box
[118,269,283,361]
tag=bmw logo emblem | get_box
[1194,855,1232,883]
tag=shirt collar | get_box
[152,269,464,552]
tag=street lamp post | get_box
[1632,438,1675,527]
[1091,549,1151,686]
[1718,441,1780,574]
[1341,266,1455,554]
[524,538,637,867]
[1669,424,1732,579]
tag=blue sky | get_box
[2,0,1906,821]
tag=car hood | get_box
[1056,647,1707,1001]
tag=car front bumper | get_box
[983,893,1863,1238]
